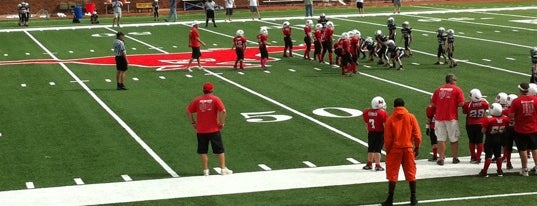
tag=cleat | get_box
[187,67,193,72]
[375,166,385,171]
[203,169,210,176]
[497,169,503,177]
[452,158,460,164]
[221,168,233,175]
[507,162,513,169]
[434,61,440,65]
[521,168,529,176]
[530,166,537,175]
[478,170,489,177]
[362,165,372,170]
[437,159,444,166]
[428,156,438,162]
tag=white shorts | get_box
[114,10,122,18]
[434,120,460,142]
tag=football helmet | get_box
[306,19,313,26]
[18,3,22,7]
[490,103,503,117]
[236,29,244,37]
[320,13,326,18]
[354,29,361,38]
[496,92,508,105]
[371,96,386,110]
[386,39,395,47]
[469,88,483,102]
[326,21,334,28]
[529,83,537,96]
[438,27,445,33]
[341,32,349,40]
[347,30,355,38]
[283,21,290,27]
[531,47,537,55]
[387,17,394,24]
[375,30,382,36]
[507,94,518,107]
[447,29,454,35]
[315,23,323,30]
[365,37,373,44]
[260,26,268,35]
[402,21,409,28]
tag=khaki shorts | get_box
[435,120,460,142]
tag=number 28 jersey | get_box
[362,108,388,132]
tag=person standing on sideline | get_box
[430,74,465,165]
[479,103,510,177]
[462,88,489,164]
[113,32,128,90]
[152,0,159,21]
[112,0,123,27]
[187,82,233,176]
[165,0,177,22]
[530,47,537,83]
[362,96,388,171]
[382,98,421,206]
[304,0,313,17]
[248,0,261,20]
[393,0,401,14]
[510,83,537,176]
[232,29,247,70]
[356,0,364,16]
[224,0,235,22]
[426,104,438,161]
[204,0,217,27]
[186,21,207,72]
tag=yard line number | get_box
[241,107,363,123]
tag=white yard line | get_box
[23,31,179,178]
[412,5,537,19]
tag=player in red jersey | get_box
[340,33,352,76]
[462,88,489,164]
[257,27,270,70]
[362,96,388,171]
[501,93,517,169]
[333,34,343,66]
[231,29,247,70]
[426,104,438,161]
[303,20,313,60]
[479,103,510,177]
[510,83,537,176]
[313,23,323,62]
[320,21,334,64]
[282,21,293,57]
[349,29,360,74]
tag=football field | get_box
[1,1,537,205]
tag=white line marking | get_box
[90,50,95,52]
[263,70,271,73]
[185,74,193,78]
[346,158,360,164]
[303,161,317,168]
[25,53,30,55]
[25,182,35,189]
[74,178,85,185]
[21,84,27,87]
[24,31,179,178]
[362,65,371,68]
[258,164,272,171]
[288,69,296,72]
[68,51,74,53]
[131,48,137,50]
[105,79,112,83]
[506,57,516,60]
[482,59,491,62]
[70,80,89,83]
[4,54,8,56]
[159,76,166,79]
[411,62,420,65]
[0,132,2,137]
[132,77,139,81]
[238,71,245,75]
[313,67,321,71]
[476,31,483,34]
[49,82,56,86]
[204,73,223,75]
[121,175,133,182]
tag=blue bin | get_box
[74,6,83,20]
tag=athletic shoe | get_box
[375,166,385,171]
[530,166,537,175]
[428,156,438,162]
[506,162,513,170]
[497,169,503,177]
[437,159,444,166]
[362,165,372,170]
[521,168,529,176]
[187,67,193,72]
[470,159,481,164]
[410,195,417,206]
[478,170,489,178]
[203,169,210,176]
[452,158,460,164]
[221,168,233,175]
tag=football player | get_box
[401,21,413,57]
[435,27,448,65]
[303,20,314,60]
[362,96,388,171]
[446,29,457,68]
[374,30,388,66]
[232,29,247,70]
[320,21,335,64]
[333,33,343,66]
[90,11,100,24]
[361,37,376,63]
[282,21,293,57]
[479,103,510,177]
[502,93,517,169]
[313,23,323,62]
[257,27,270,70]
[530,47,537,83]
[386,40,405,70]
[317,13,329,28]
[339,33,353,76]
[463,88,489,164]
[349,30,360,74]
[387,17,397,40]
[18,2,29,27]
[426,104,438,162]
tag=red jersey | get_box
[510,95,537,134]
[187,94,226,134]
[322,28,334,42]
[233,36,247,50]
[304,26,312,37]
[282,27,292,37]
[362,108,388,132]
[314,30,322,42]
[341,39,350,55]
[350,37,359,55]
[189,27,201,48]
[502,107,514,127]
[426,105,436,129]
[431,84,465,121]
[257,34,268,48]
[482,115,510,136]
[462,100,489,125]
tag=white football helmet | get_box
[315,23,323,30]
[353,29,361,38]
[260,26,268,35]
[326,21,334,28]
[529,83,537,96]
[365,37,373,44]
[341,32,349,40]
[496,92,508,105]
[531,47,537,54]
[490,103,503,117]
[438,27,445,33]
[18,3,22,7]
[375,30,382,36]
[306,19,313,26]
[387,17,394,24]
[447,29,454,35]
[347,30,356,38]
[402,21,409,28]
[320,13,326,18]
[386,40,395,47]
[371,96,386,110]
[236,29,244,37]
[283,21,290,28]
[507,94,518,107]
[469,88,483,102]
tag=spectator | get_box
[153,0,159,21]
[204,0,217,27]
[224,0,235,22]
[165,0,177,22]
[356,0,364,16]
[249,0,261,20]
[393,0,401,14]
[510,83,537,176]
[304,0,313,17]
[112,0,123,27]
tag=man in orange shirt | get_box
[186,21,207,72]
[382,98,421,206]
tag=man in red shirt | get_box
[362,96,388,171]
[186,21,206,72]
[430,74,465,165]
[462,88,489,164]
[232,29,247,70]
[510,82,537,176]
[186,82,233,176]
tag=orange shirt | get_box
[384,107,422,153]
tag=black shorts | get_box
[322,41,332,53]
[466,124,484,144]
[484,134,503,159]
[357,2,363,9]
[235,48,244,60]
[502,127,515,149]
[304,36,312,47]
[284,36,293,48]
[206,10,215,18]
[314,41,322,54]
[259,46,268,58]
[225,8,233,15]
[191,47,201,59]
[334,48,342,57]
[197,131,225,154]
[429,128,438,145]
[115,56,128,71]
[514,132,537,151]
[367,132,384,153]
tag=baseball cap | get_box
[203,82,214,91]
[192,20,199,27]
[518,82,529,93]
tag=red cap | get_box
[203,82,214,91]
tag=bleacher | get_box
[135,2,153,12]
